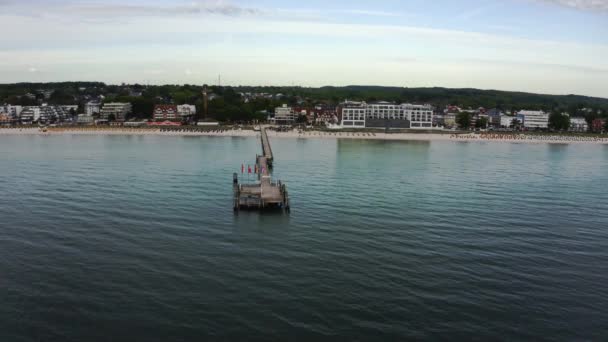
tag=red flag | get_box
[241,164,244,174]
[248,165,252,174]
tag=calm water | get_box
[1,134,608,340]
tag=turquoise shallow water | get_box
[1,134,608,340]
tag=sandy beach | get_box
[1,127,607,144]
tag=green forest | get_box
[1,82,607,123]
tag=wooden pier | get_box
[233,128,289,212]
[260,127,274,168]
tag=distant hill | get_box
[235,85,608,112]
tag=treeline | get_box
[236,85,608,113]
[2,83,608,122]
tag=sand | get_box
[1,128,607,144]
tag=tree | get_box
[456,112,472,129]
[584,110,599,132]
[49,89,75,105]
[549,112,570,131]
[107,113,116,122]
[296,114,308,124]
[511,118,521,129]
[604,119,608,132]
[475,117,488,129]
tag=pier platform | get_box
[233,128,289,212]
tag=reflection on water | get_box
[0,135,607,341]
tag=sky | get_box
[0,0,607,97]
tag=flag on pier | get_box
[241,164,244,174]
[248,165,252,174]
[255,165,258,174]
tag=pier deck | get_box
[260,127,274,168]
[233,127,289,212]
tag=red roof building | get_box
[592,118,606,133]
[153,105,179,120]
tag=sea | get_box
[1,134,607,341]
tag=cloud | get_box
[28,67,38,73]
[341,9,403,17]
[66,0,260,17]
[3,0,260,19]
[143,69,165,75]
[536,0,608,11]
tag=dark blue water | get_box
[1,134,608,340]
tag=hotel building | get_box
[517,110,549,130]
[339,101,433,129]
[274,104,296,125]
[100,103,132,122]
[85,101,102,116]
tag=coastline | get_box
[1,127,607,144]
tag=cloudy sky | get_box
[0,0,607,97]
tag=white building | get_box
[100,103,132,121]
[85,101,101,116]
[77,114,94,125]
[340,101,367,128]
[177,104,196,117]
[340,101,433,129]
[569,117,588,132]
[275,104,295,124]
[500,115,518,128]
[517,110,549,129]
[19,106,41,124]
[0,105,23,118]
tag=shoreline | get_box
[1,128,607,144]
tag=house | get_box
[85,101,102,116]
[569,117,588,132]
[153,105,179,120]
[177,104,197,118]
[592,119,606,133]
[0,105,23,118]
[0,113,11,126]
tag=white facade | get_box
[340,101,433,129]
[275,104,295,124]
[0,105,23,118]
[77,114,94,124]
[500,115,518,128]
[85,102,101,116]
[100,103,132,121]
[177,104,196,117]
[340,101,366,128]
[19,106,41,123]
[569,117,588,132]
[518,110,549,129]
